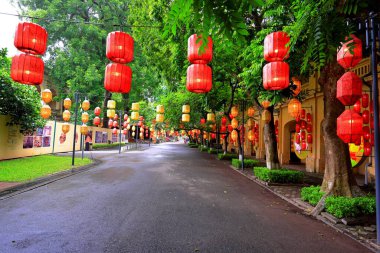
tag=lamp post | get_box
[71,92,79,166]
[240,100,247,170]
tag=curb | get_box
[0,158,101,200]
[227,164,379,253]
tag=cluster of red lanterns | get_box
[11,22,47,85]
[186,34,213,93]
[104,31,134,93]
[295,110,313,151]
[93,107,101,126]
[247,122,260,146]
[335,35,370,155]
[263,31,290,90]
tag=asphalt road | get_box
[0,142,371,253]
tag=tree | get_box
[0,48,45,133]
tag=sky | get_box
[0,0,21,56]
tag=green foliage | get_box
[208,149,218,154]
[301,186,325,206]
[325,196,376,219]
[92,143,126,150]
[198,146,208,152]
[231,158,259,169]
[0,155,92,182]
[188,142,199,148]
[0,49,45,133]
[253,167,304,184]
[217,153,238,160]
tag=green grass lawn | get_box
[0,155,92,182]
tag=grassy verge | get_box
[0,155,92,182]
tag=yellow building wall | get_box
[0,115,114,160]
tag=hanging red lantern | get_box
[275,120,279,127]
[362,94,369,108]
[200,118,206,124]
[93,116,101,126]
[288,98,302,118]
[94,107,101,116]
[301,120,307,130]
[108,119,113,128]
[295,134,300,144]
[106,31,134,64]
[211,133,216,139]
[186,64,212,93]
[362,110,370,124]
[263,62,289,90]
[113,121,118,128]
[228,125,233,132]
[353,100,361,113]
[112,128,118,135]
[124,114,128,121]
[306,113,312,123]
[364,142,372,156]
[363,126,370,140]
[11,53,44,85]
[114,114,119,121]
[187,34,213,64]
[296,124,300,133]
[275,128,279,135]
[301,141,307,150]
[104,63,132,93]
[221,117,227,125]
[336,71,362,106]
[123,129,128,135]
[123,121,128,128]
[307,134,313,144]
[264,31,290,62]
[300,130,306,140]
[300,109,306,119]
[14,22,48,55]
[337,109,363,143]
[370,114,374,129]
[306,124,312,133]
[337,34,362,69]
[220,125,227,133]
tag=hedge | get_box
[325,196,376,219]
[300,185,325,206]
[208,149,218,154]
[231,158,259,169]
[92,143,125,150]
[217,153,238,160]
[198,146,208,152]
[253,167,304,184]
[188,143,198,148]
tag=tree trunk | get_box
[319,60,362,197]
[223,133,229,154]
[102,90,112,128]
[264,107,280,169]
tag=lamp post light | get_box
[240,100,247,170]
[71,92,80,167]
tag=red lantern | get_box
[221,117,227,125]
[114,114,119,121]
[306,113,312,123]
[300,130,306,140]
[353,100,361,113]
[300,109,306,119]
[187,34,212,64]
[336,72,362,106]
[296,134,300,144]
[301,141,307,150]
[123,129,128,135]
[11,53,44,85]
[112,128,118,135]
[104,63,132,93]
[113,121,118,128]
[108,119,113,128]
[14,22,48,55]
[228,125,233,132]
[124,114,128,121]
[364,142,372,156]
[123,121,128,128]
[220,126,227,133]
[337,109,363,144]
[362,110,369,124]
[211,133,216,139]
[94,107,101,116]
[337,34,362,69]
[264,31,290,62]
[275,128,279,135]
[186,64,212,93]
[363,126,370,140]
[362,94,369,108]
[263,62,289,90]
[93,116,101,126]
[301,120,307,130]
[306,124,312,133]
[229,113,234,119]
[370,114,374,129]
[295,124,300,133]
[106,31,134,64]
[275,120,279,127]
[307,134,313,144]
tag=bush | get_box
[188,143,198,148]
[253,167,304,184]
[217,153,238,160]
[325,196,376,219]
[231,158,259,169]
[198,146,208,152]
[92,143,125,150]
[208,149,218,154]
[301,186,324,206]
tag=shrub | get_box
[198,146,208,152]
[231,158,259,169]
[188,143,198,148]
[208,149,218,154]
[325,196,376,219]
[92,143,125,150]
[301,186,324,206]
[217,153,238,160]
[253,167,304,184]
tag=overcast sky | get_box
[0,0,21,56]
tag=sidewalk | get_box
[225,162,379,252]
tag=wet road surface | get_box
[0,142,371,252]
